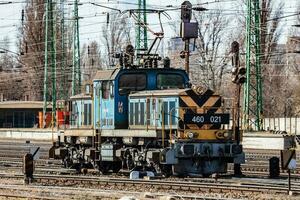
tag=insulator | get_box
[153,59,158,68]
[163,57,170,68]
[106,13,109,25]
[21,9,24,24]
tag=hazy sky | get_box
[0,0,298,53]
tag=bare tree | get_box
[287,3,300,115]
[18,0,69,101]
[81,40,103,81]
[191,6,231,93]
[101,12,132,68]
[19,0,46,100]
[0,36,24,100]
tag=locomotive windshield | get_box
[157,74,185,89]
[119,74,147,95]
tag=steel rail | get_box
[1,173,299,195]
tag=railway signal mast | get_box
[180,1,206,76]
[231,41,246,176]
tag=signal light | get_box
[238,67,246,75]
[232,67,246,84]
[180,51,185,59]
[238,76,246,84]
[181,1,192,22]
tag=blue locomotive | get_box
[50,45,244,177]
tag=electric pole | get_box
[243,0,263,131]
[72,0,81,96]
[136,0,148,53]
[43,0,57,127]
[43,0,49,128]
[231,41,246,176]
[59,0,67,101]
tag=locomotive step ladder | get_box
[94,127,102,162]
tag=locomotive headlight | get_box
[223,132,229,138]
[188,132,194,139]
[215,131,229,139]
[187,132,198,139]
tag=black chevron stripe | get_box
[185,89,214,108]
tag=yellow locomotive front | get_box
[129,86,244,176]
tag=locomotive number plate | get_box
[184,113,230,125]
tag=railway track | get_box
[0,173,299,198]
[0,140,299,178]
[0,183,239,200]
[0,140,299,198]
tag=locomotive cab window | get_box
[102,81,112,99]
[157,74,185,89]
[119,74,146,95]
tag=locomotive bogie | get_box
[161,142,244,176]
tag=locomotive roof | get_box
[93,68,120,81]
[70,93,92,100]
[129,89,191,97]
[93,68,187,81]
[129,87,216,97]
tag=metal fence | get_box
[222,117,300,135]
[262,117,300,135]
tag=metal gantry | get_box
[135,0,148,53]
[71,0,81,96]
[243,0,263,131]
[59,0,68,101]
[43,0,57,127]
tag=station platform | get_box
[0,129,296,150]
[0,128,57,141]
[242,131,295,150]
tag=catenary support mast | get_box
[72,0,81,96]
[243,0,263,131]
[136,0,148,53]
[43,0,57,127]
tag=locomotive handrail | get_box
[169,106,195,142]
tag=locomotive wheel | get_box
[172,165,186,178]
[112,161,122,173]
[63,158,72,168]
[160,164,173,177]
[202,173,212,178]
[99,161,111,174]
